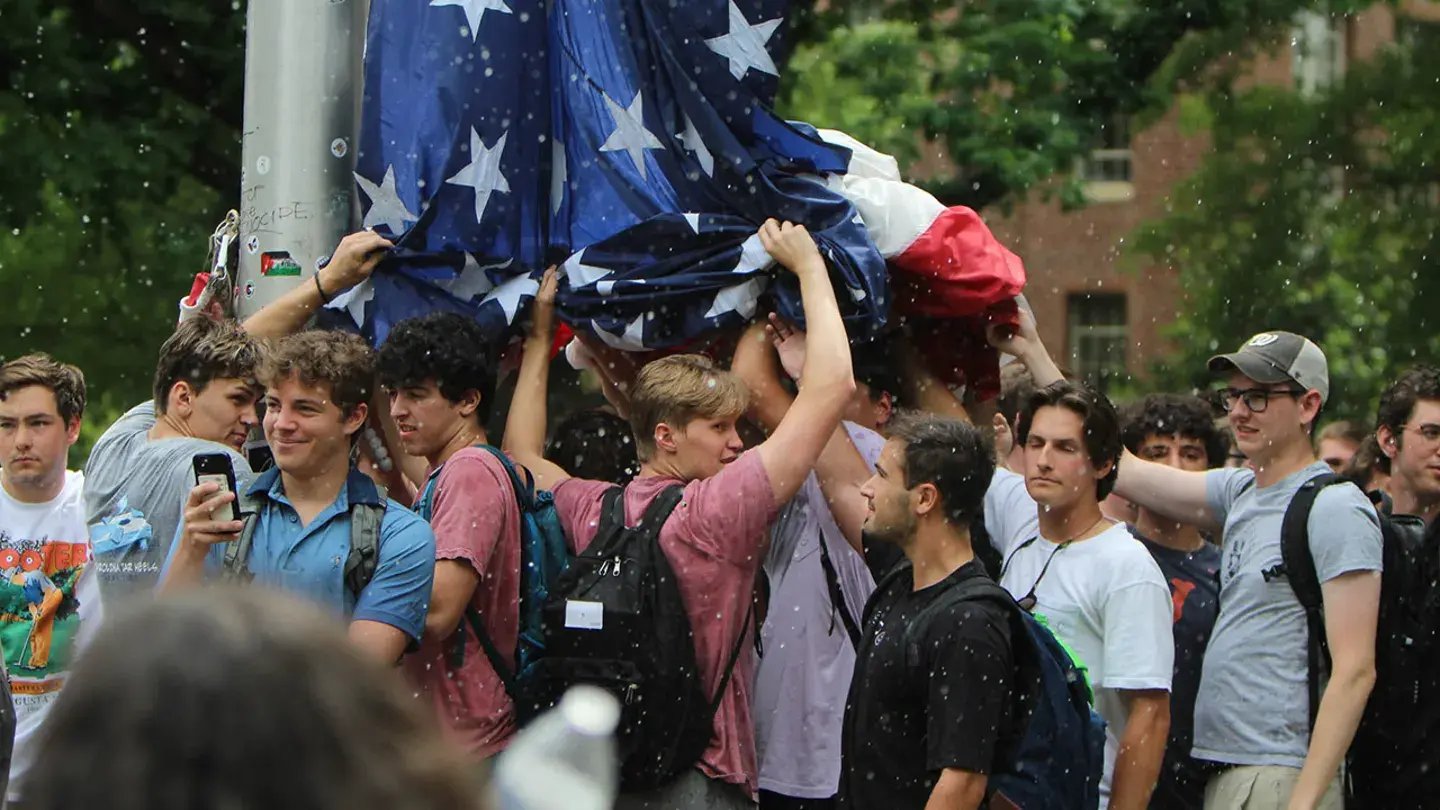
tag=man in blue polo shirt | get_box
[160,330,434,663]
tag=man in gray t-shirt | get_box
[84,318,263,602]
[1115,331,1381,810]
[85,401,255,601]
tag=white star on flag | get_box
[354,165,418,235]
[480,271,539,325]
[435,255,509,301]
[600,91,665,180]
[430,0,513,43]
[446,128,511,224]
[705,1,782,81]
[679,114,715,177]
[563,249,612,288]
[327,279,376,328]
[592,314,648,351]
[705,277,767,320]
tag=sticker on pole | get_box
[260,251,303,277]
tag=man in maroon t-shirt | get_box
[377,311,523,760]
[506,219,857,808]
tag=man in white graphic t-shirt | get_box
[0,354,103,806]
[996,379,1172,810]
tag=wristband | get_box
[314,272,333,304]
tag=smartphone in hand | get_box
[192,453,241,522]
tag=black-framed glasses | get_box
[1216,387,1304,414]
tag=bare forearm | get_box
[503,334,553,462]
[815,427,871,552]
[158,542,210,594]
[1291,665,1375,808]
[731,322,792,433]
[242,272,332,338]
[1109,707,1168,810]
[791,263,852,400]
[924,769,987,810]
[1015,341,1063,388]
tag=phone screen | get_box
[197,472,240,521]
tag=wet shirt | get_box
[839,560,1013,810]
[1135,533,1220,810]
[552,450,778,796]
[83,401,254,602]
[403,448,522,759]
[0,471,103,802]
[752,422,884,799]
[1195,463,1381,768]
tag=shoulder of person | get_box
[1306,478,1382,538]
[1094,524,1169,580]
[442,447,516,488]
[379,499,435,542]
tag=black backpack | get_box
[519,485,752,791]
[1277,473,1433,802]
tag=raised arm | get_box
[242,230,392,339]
[731,316,871,551]
[986,304,1063,388]
[1113,451,1218,532]
[898,335,971,422]
[753,220,856,506]
[500,267,571,491]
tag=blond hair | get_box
[261,330,375,417]
[628,354,749,461]
[0,353,87,424]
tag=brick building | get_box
[986,2,1437,392]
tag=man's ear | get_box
[875,391,895,430]
[653,422,679,455]
[1094,457,1116,482]
[65,416,82,447]
[168,380,195,417]
[913,482,940,518]
[456,388,481,420]
[1299,390,1324,431]
[343,402,369,438]
[1377,426,1399,460]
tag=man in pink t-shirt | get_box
[506,219,857,808]
[377,311,522,759]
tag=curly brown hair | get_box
[24,586,485,810]
[0,353,86,424]
[261,330,375,417]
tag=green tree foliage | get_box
[0,0,244,441]
[780,1,1375,209]
[1132,24,1439,422]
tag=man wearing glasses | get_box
[1114,331,1381,810]
[1374,365,1440,526]
[998,380,1173,810]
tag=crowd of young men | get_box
[1,222,1438,810]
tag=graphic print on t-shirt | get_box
[0,531,90,689]
[88,497,155,579]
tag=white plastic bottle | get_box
[491,686,621,810]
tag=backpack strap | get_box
[342,475,387,599]
[1276,471,1344,730]
[817,531,862,647]
[709,594,755,717]
[471,444,540,510]
[222,512,260,584]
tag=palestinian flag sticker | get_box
[260,251,303,277]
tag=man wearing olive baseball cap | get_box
[1112,331,1382,810]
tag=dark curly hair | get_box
[375,312,496,424]
[1120,393,1227,469]
[546,409,639,485]
[1376,365,1440,451]
[1017,380,1123,500]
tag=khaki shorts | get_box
[1203,765,1343,810]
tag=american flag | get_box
[332,0,889,349]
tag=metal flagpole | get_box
[235,0,370,318]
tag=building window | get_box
[1079,117,1133,202]
[1067,293,1128,392]
[1292,11,1345,96]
